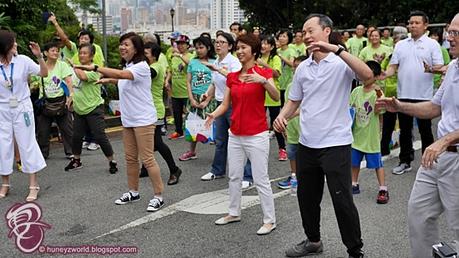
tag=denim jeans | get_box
[211,103,252,182]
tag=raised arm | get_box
[308,41,373,81]
[48,14,73,51]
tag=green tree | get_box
[0,12,11,30]
[239,0,459,32]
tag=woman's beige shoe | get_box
[0,184,10,198]
[26,186,40,202]
[256,223,276,235]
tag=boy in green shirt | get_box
[350,60,388,204]
[277,56,308,189]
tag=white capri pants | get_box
[227,130,275,224]
[0,99,46,175]
[408,151,459,258]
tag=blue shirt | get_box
[187,58,214,95]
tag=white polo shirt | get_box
[390,34,443,100]
[212,53,241,102]
[289,53,355,148]
[118,61,157,127]
[0,55,40,103]
[431,59,459,140]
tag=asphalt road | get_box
[0,124,454,258]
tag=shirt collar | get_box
[306,52,336,66]
[408,33,428,42]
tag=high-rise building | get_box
[120,8,132,32]
[211,0,245,30]
[89,15,114,33]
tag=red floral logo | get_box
[5,202,51,253]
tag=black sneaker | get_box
[65,158,82,171]
[349,250,365,258]
[146,197,164,212]
[115,192,140,205]
[139,165,148,178]
[285,240,323,257]
[109,160,118,174]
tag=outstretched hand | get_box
[307,41,339,53]
[204,113,215,129]
[74,64,95,71]
[29,42,42,58]
[375,97,401,113]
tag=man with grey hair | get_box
[275,13,372,258]
[377,13,459,258]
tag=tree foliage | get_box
[239,0,459,32]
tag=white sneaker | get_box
[201,172,224,181]
[392,163,412,175]
[87,143,100,151]
[82,141,90,149]
[241,180,253,190]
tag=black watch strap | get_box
[93,65,99,72]
[335,45,345,56]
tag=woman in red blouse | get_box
[206,34,279,235]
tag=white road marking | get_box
[94,141,421,240]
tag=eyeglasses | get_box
[447,30,459,37]
[215,40,228,45]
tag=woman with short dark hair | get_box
[205,34,279,235]
[0,30,48,201]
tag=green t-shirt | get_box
[262,55,282,107]
[347,36,368,57]
[277,47,296,91]
[381,56,397,97]
[158,53,168,72]
[358,45,392,62]
[381,37,394,48]
[150,62,166,119]
[72,70,103,115]
[285,82,300,144]
[170,52,193,98]
[71,42,105,67]
[60,41,77,62]
[434,47,451,88]
[288,43,306,57]
[38,60,73,99]
[350,86,382,153]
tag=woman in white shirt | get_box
[75,32,165,212]
[0,30,48,202]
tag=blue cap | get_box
[168,31,181,39]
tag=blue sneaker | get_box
[352,184,360,194]
[277,176,292,189]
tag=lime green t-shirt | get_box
[347,36,368,57]
[358,44,392,62]
[72,70,103,115]
[150,62,166,119]
[285,82,300,144]
[381,56,397,98]
[277,47,296,91]
[350,86,382,153]
[288,43,306,57]
[71,42,105,67]
[381,37,394,48]
[170,52,193,98]
[261,55,281,107]
[158,53,168,73]
[60,41,77,62]
[434,47,451,88]
[38,60,73,99]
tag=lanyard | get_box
[0,63,14,90]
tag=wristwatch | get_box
[93,65,99,72]
[335,45,345,56]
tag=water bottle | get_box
[290,173,298,196]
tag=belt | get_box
[446,146,458,152]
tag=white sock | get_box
[379,185,388,191]
[129,190,139,197]
[154,195,163,201]
[352,182,358,186]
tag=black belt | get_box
[446,146,458,152]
